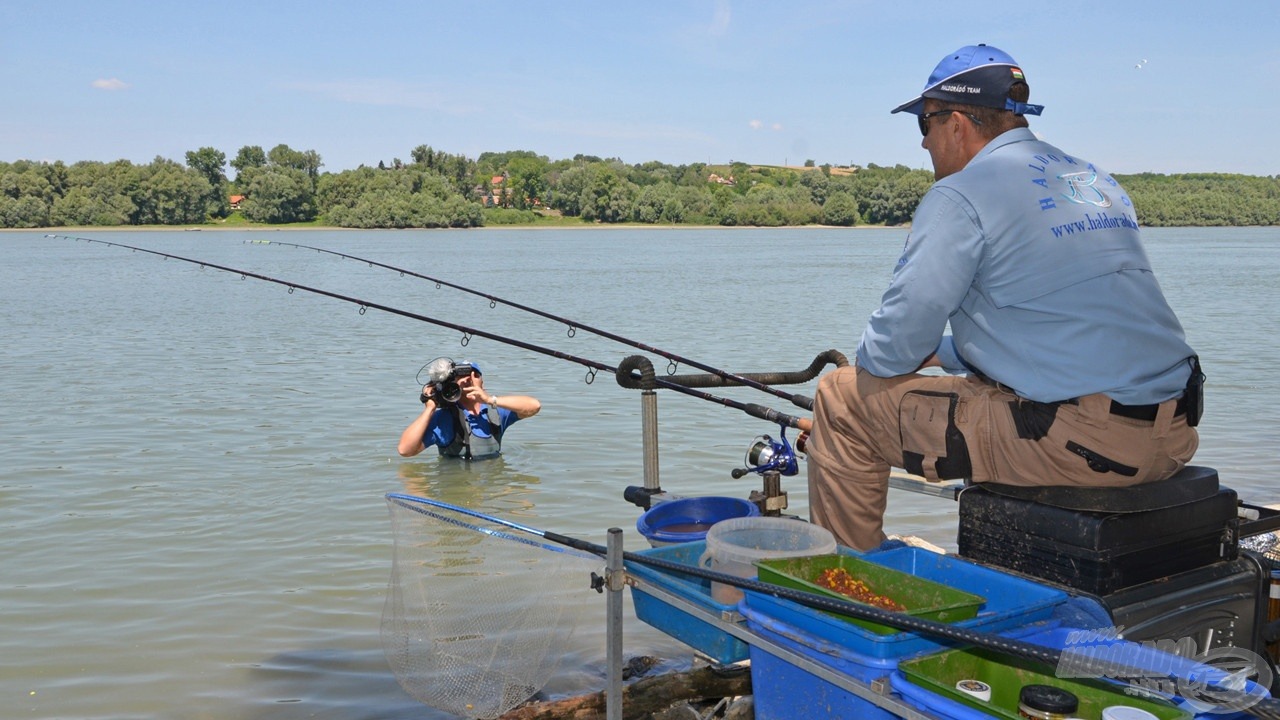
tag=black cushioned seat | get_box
[957,465,1237,595]
[972,464,1219,513]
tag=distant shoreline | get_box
[7,223,905,233]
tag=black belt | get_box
[976,372,1188,422]
[1109,394,1187,421]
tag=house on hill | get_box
[472,172,511,207]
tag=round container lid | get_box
[1019,684,1079,714]
[703,516,837,564]
[1101,706,1160,720]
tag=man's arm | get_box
[857,189,983,377]
[489,394,541,419]
[397,393,438,457]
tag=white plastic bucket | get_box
[699,516,837,604]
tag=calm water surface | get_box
[2,227,1277,719]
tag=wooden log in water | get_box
[496,665,752,720]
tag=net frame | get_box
[382,495,603,719]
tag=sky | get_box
[3,1,1278,177]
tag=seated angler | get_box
[806,44,1202,550]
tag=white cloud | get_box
[771,123,783,132]
[749,119,763,130]
[708,0,731,36]
[91,78,129,91]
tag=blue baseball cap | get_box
[891,44,1043,117]
[459,360,481,375]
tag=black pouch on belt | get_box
[1185,355,1205,427]
[1007,399,1060,441]
[900,390,972,480]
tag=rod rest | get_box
[615,350,849,410]
[662,349,849,388]
[617,355,659,390]
[972,464,1220,513]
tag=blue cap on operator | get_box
[891,43,1044,117]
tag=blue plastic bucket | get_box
[636,496,760,547]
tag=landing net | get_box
[382,494,602,719]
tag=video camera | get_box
[417,357,473,404]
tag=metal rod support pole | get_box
[606,528,624,720]
[641,390,659,491]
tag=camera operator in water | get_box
[397,358,541,460]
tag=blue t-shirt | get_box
[424,404,519,455]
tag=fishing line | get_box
[386,492,1274,717]
[250,239,820,412]
[57,235,810,429]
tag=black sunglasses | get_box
[918,109,981,137]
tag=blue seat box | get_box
[625,540,748,664]
[742,546,1068,659]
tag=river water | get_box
[2,227,1277,719]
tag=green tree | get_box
[184,147,229,218]
[239,167,316,224]
[821,192,861,226]
[50,185,135,226]
[130,157,213,225]
[574,163,635,223]
[0,195,50,227]
[185,147,227,187]
[505,154,549,210]
[230,145,267,178]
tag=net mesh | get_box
[382,495,602,719]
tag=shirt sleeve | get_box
[933,336,966,373]
[424,410,451,448]
[496,407,519,432]
[856,186,984,377]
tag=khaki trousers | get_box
[805,366,1198,550]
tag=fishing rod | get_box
[57,234,810,430]
[248,239,826,412]
[386,493,1057,661]
[385,493,1271,716]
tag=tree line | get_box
[2,144,1278,229]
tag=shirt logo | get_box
[1059,170,1113,208]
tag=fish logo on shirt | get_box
[1059,170,1113,208]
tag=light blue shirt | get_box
[856,128,1193,405]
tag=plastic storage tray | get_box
[625,540,748,664]
[892,643,1193,720]
[1017,626,1270,720]
[755,553,984,635]
[744,547,1066,658]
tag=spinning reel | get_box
[731,425,801,516]
[732,427,799,479]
